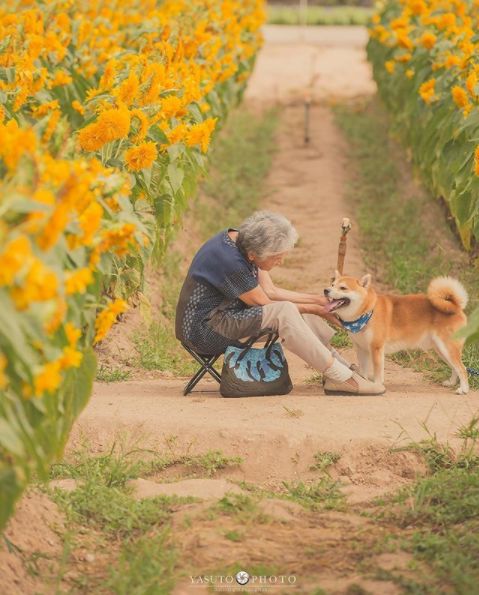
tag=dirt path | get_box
[245,25,375,104]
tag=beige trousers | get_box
[260,301,336,372]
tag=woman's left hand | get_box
[315,295,329,307]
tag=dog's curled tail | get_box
[428,277,468,313]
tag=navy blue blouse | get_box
[175,228,263,355]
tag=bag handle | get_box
[236,329,279,363]
[236,328,276,349]
[264,332,280,359]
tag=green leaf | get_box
[188,103,204,123]
[167,163,184,194]
[0,418,25,458]
[452,190,474,226]
[167,144,181,161]
[0,293,38,370]
[5,200,51,214]
[148,125,168,144]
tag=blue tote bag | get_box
[220,331,293,398]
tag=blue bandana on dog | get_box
[338,310,373,333]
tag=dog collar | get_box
[338,310,373,333]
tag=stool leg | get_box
[203,355,222,383]
[182,351,222,395]
[184,365,209,395]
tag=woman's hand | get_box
[314,295,329,307]
[297,302,341,326]
[308,303,330,316]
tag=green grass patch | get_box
[47,448,183,592]
[281,478,346,511]
[214,492,258,516]
[267,5,373,26]
[396,418,479,475]
[305,371,323,384]
[330,327,352,348]
[372,466,479,593]
[51,444,169,487]
[224,529,243,542]
[51,444,243,486]
[187,450,243,476]
[96,365,131,382]
[389,344,479,389]
[105,531,176,595]
[48,447,193,538]
[334,97,479,389]
[133,319,198,376]
[229,463,346,512]
[393,467,479,527]
[210,492,271,524]
[46,443,243,592]
[309,450,341,473]
[369,420,479,592]
[53,483,178,538]
[132,250,198,377]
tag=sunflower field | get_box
[367,0,479,248]
[367,0,479,340]
[0,0,265,530]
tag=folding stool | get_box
[181,342,222,396]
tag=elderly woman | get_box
[175,211,385,395]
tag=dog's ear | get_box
[360,274,372,288]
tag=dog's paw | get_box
[442,379,457,387]
[455,387,469,395]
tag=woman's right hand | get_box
[307,303,342,327]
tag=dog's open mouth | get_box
[324,297,350,313]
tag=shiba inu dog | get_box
[323,272,469,394]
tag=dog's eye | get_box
[339,286,347,291]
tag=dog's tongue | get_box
[323,301,336,313]
[324,298,348,313]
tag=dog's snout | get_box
[324,288,330,297]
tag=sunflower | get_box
[125,141,157,171]
[94,299,128,344]
[452,85,468,108]
[78,106,131,152]
[185,118,217,153]
[95,106,131,142]
[419,79,436,104]
[420,32,436,49]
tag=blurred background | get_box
[267,0,374,27]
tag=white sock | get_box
[330,348,352,368]
[324,358,354,382]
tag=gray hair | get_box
[236,211,298,258]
